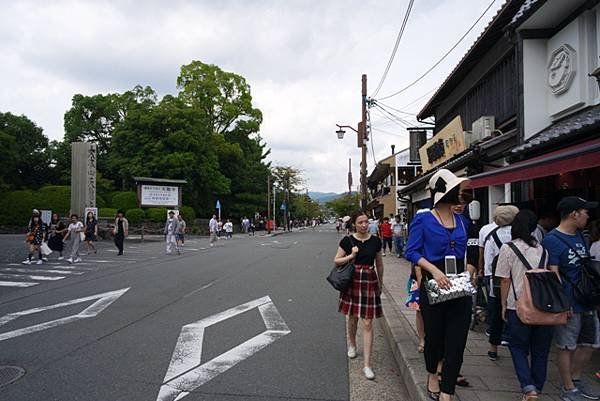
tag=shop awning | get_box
[468,138,600,189]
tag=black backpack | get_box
[548,232,600,307]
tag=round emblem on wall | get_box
[547,44,576,96]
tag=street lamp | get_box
[590,66,600,92]
[335,123,368,210]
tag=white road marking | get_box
[0,287,130,341]
[0,274,65,281]
[0,268,84,275]
[0,281,38,288]
[185,248,199,251]
[156,295,290,401]
[82,260,112,263]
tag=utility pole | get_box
[267,175,271,223]
[348,157,353,195]
[360,74,368,211]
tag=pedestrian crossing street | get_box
[0,259,121,289]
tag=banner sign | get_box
[418,116,465,172]
[140,185,179,207]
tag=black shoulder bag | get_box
[327,236,357,292]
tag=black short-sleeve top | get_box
[339,235,382,266]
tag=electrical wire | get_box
[376,0,499,101]
[371,0,415,98]
[374,103,415,127]
[367,109,379,165]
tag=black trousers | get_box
[420,282,472,395]
[114,234,124,254]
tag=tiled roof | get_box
[510,104,600,157]
[508,0,545,27]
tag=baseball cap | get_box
[557,196,598,214]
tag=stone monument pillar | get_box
[70,142,97,217]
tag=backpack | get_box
[484,226,507,298]
[507,242,570,325]
[548,232,600,307]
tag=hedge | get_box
[146,207,168,222]
[179,206,196,220]
[125,208,144,224]
[98,208,118,219]
[111,192,138,212]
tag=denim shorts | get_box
[554,311,600,350]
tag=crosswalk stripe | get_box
[0,274,65,281]
[0,281,38,288]
[0,268,83,275]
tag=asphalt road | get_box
[0,228,407,401]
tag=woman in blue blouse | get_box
[405,169,475,401]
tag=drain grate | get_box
[0,366,25,388]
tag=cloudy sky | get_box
[0,0,503,193]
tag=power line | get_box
[371,107,408,130]
[371,0,415,98]
[376,0,499,101]
[374,103,416,127]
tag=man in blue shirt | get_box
[542,196,599,401]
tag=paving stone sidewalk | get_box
[380,255,600,401]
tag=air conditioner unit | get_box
[470,116,495,144]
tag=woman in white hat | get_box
[405,169,475,401]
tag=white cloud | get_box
[0,0,504,192]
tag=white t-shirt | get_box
[590,240,600,260]
[481,224,512,277]
[224,222,233,233]
[68,222,83,236]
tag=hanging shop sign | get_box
[418,116,466,172]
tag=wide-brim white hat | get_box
[428,169,470,205]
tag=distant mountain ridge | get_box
[309,191,353,203]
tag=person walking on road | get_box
[368,218,379,237]
[495,210,554,401]
[64,214,84,264]
[84,211,98,255]
[224,219,233,239]
[405,169,475,401]
[176,214,186,251]
[209,214,218,246]
[392,215,405,258]
[22,210,47,265]
[334,210,384,381]
[164,211,179,254]
[113,210,128,255]
[542,197,600,401]
[379,217,393,256]
[48,212,67,260]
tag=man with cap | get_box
[164,211,179,255]
[542,196,600,401]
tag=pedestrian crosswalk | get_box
[0,260,106,289]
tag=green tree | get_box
[0,112,50,189]
[326,193,361,217]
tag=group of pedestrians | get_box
[23,210,101,264]
[334,168,600,401]
[164,211,186,254]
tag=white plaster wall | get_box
[523,39,550,140]
[547,17,585,118]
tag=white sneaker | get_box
[74,257,82,263]
[58,256,64,260]
[36,260,43,265]
[22,259,31,265]
[42,257,48,262]
[67,258,73,264]
[363,367,375,380]
[382,252,386,256]
[347,346,357,359]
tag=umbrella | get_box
[342,215,351,222]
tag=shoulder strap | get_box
[484,226,502,246]
[538,249,547,269]
[491,231,503,248]
[507,242,534,270]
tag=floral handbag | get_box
[424,271,476,305]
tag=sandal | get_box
[437,372,470,387]
[427,374,440,401]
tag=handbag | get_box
[79,232,86,241]
[425,271,476,305]
[40,242,53,256]
[326,237,357,292]
[507,242,570,325]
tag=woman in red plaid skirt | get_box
[334,210,384,380]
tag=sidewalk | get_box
[380,256,600,401]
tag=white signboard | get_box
[141,185,179,207]
[40,210,52,225]
[84,207,98,219]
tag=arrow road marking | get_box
[156,295,290,401]
[0,288,130,342]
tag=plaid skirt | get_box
[338,264,382,319]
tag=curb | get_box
[380,285,430,401]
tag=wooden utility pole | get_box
[267,175,271,223]
[360,74,368,211]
